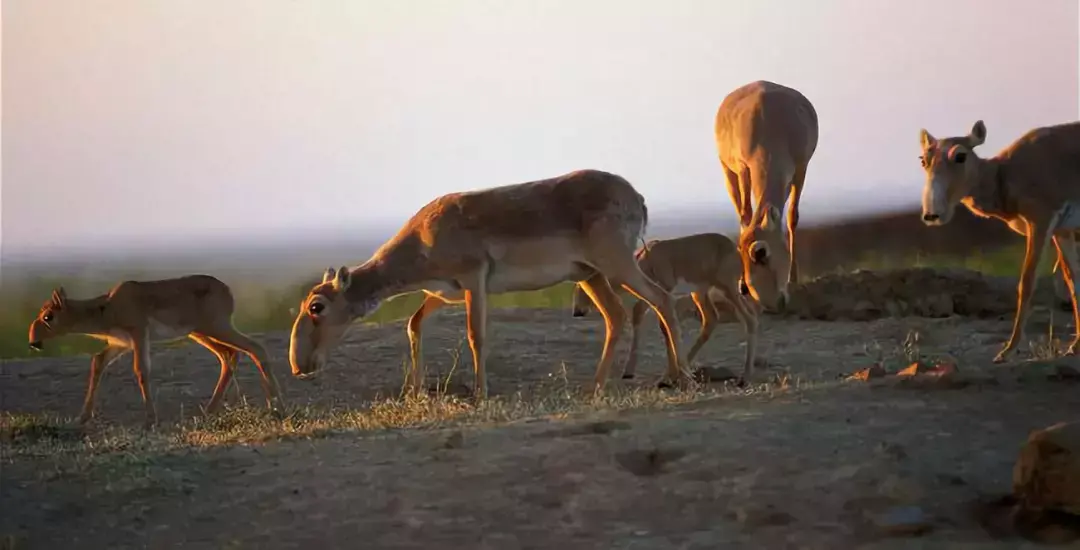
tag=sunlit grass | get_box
[0,243,1045,360]
[0,375,818,492]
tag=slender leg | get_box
[715,284,759,379]
[622,299,650,379]
[685,289,718,365]
[996,220,1054,363]
[615,275,687,385]
[1053,233,1080,354]
[130,331,157,428]
[787,164,807,285]
[463,288,489,400]
[578,274,627,393]
[571,283,596,317]
[78,345,129,424]
[191,333,239,414]
[723,161,753,229]
[201,325,284,411]
[587,226,688,386]
[406,294,450,394]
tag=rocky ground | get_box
[2,268,1080,549]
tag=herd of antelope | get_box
[24,80,1080,428]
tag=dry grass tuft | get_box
[1,372,812,493]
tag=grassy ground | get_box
[0,243,1051,361]
[4,302,1080,547]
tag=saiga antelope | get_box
[26,275,284,428]
[918,119,1080,362]
[288,169,690,398]
[570,233,760,381]
[715,80,819,311]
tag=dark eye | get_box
[918,155,927,168]
[42,313,53,323]
[308,301,325,316]
[752,247,768,265]
[952,151,967,164]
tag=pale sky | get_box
[3,0,1078,258]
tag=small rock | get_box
[852,300,879,321]
[442,430,465,449]
[874,506,934,536]
[875,442,908,461]
[692,366,738,383]
[892,362,969,390]
[878,474,926,503]
[896,362,934,377]
[1013,422,1080,516]
[731,504,795,528]
[927,362,959,376]
[846,365,887,381]
[1051,364,1080,381]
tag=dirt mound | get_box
[720,268,1063,322]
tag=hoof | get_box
[571,310,586,318]
[622,373,635,380]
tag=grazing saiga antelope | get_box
[715,80,819,311]
[288,169,690,398]
[918,119,1080,362]
[26,275,284,427]
[570,233,760,381]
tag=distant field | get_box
[0,241,1052,360]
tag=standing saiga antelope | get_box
[714,80,819,312]
[918,119,1080,362]
[26,275,284,428]
[570,232,760,381]
[288,169,690,398]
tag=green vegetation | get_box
[0,242,1048,360]
[0,277,580,360]
[841,242,1054,278]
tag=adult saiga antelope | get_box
[26,276,284,427]
[288,169,689,398]
[919,119,1080,362]
[570,232,759,381]
[714,80,819,311]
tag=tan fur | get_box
[288,169,690,398]
[918,120,1080,361]
[26,275,284,427]
[570,233,760,380]
[714,80,819,311]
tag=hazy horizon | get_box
[4,0,1079,262]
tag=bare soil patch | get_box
[3,269,1080,549]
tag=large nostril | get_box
[923,213,940,222]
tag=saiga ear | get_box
[919,129,936,150]
[332,266,352,292]
[968,120,986,147]
[51,287,67,307]
[322,267,336,285]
